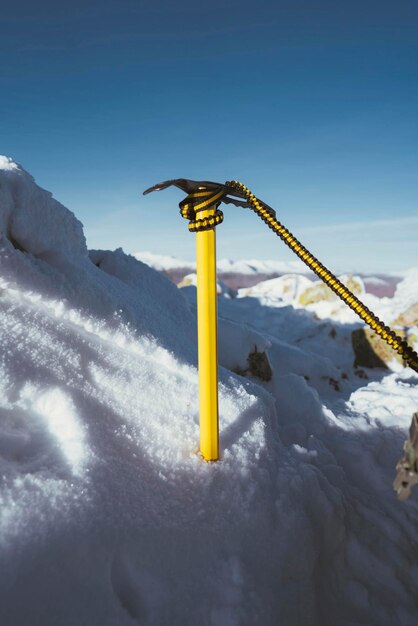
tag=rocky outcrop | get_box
[234,347,273,382]
[299,274,364,306]
[391,302,418,327]
[352,327,417,370]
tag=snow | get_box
[135,251,307,276]
[0,157,86,259]
[216,257,307,275]
[0,155,19,172]
[134,251,195,272]
[235,270,416,329]
[30,387,88,475]
[1,156,418,625]
[392,268,418,312]
[238,273,313,304]
[347,372,418,429]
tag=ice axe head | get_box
[143,178,252,208]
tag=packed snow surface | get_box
[1,157,418,626]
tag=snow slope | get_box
[1,157,418,626]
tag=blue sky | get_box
[1,0,417,272]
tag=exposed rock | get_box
[321,376,341,391]
[352,327,416,370]
[299,274,364,306]
[391,302,418,327]
[234,347,273,382]
[354,368,369,379]
[247,348,273,381]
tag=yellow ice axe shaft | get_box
[143,180,224,462]
[196,205,219,461]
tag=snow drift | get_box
[1,156,418,626]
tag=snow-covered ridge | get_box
[133,250,195,272]
[135,250,411,280]
[0,155,20,171]
[135,250,409,298]
[0,156,87,258]
[216,257,307,275]
[0,157,280,622]
[134,250,307,275]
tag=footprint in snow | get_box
[110,551,147,622]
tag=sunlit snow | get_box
[1,156,418,626]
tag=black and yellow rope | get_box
[179,188,225,232]
[226,180,418,374]
[147,176,418,373]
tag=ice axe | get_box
[143,179,266,461]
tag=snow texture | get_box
[1,157,418,626]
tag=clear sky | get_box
[1,0,417,273]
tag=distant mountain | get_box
[134,251,306,275]
[133,251,195,272]
[134,250,405,296]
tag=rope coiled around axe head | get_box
[179,188,224,232]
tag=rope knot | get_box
[179,187,225,232]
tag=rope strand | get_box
[226,180,418,374]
